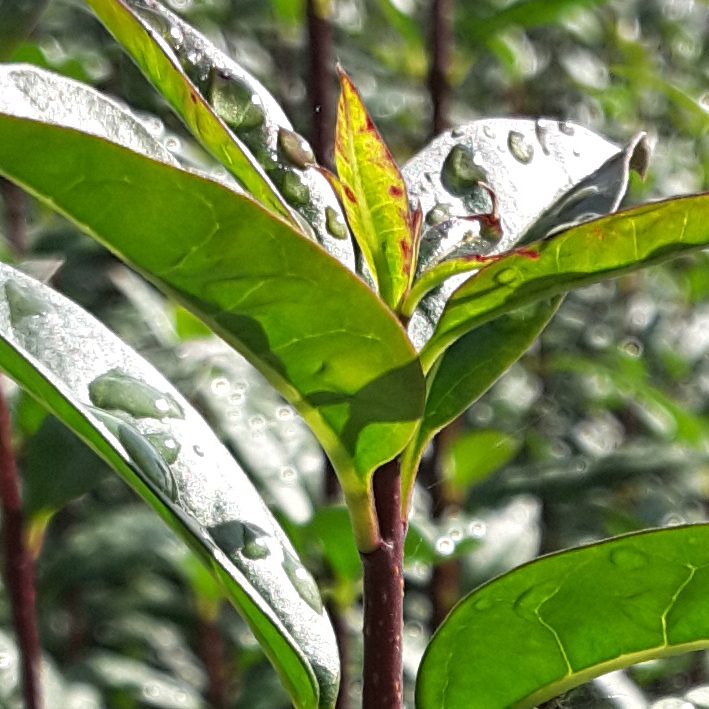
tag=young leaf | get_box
[86,0,355,268]
[402,119,645,349]
[0,65,425,551]
[400,298,560,508]
[417,524,709,708]
[335,68,416,310]
[420,194,709,372]
[0,263,338,709]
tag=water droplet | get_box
[208,70,265,132]
[278,128,316,169]
[209,520,270,561]
[210,377,230,396]
[441,144,487,196]
[507,130,534,164]
[279,466,296,482]
[435,536,454,557]
[163,135,181,152]
[249,415,266,432]
[117,423,178,500]
[513,581,558,620]
[535,120,551,155]
[473,596,493,612]
[276,406,294,421]
[88,369,184,419]
[425,203,451,225]
[494,268,520,286]
[610,547,648,570]
[192,444,205,457]
[279,170,311,207]
[558,121,575,136]
[145,432,181,464]
[325,206,349,239]
[482,125,495,138]
[449,527,463,542]
[5,280,55,326]
[450,128,464,138]
[283,552,323,613]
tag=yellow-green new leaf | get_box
[335,69,415,310]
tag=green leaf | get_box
[417,524,709,708]
[442,429,522,494]
[0,263,338,709]
[401,299,560,507]
[420,194,709,372]
[335,68,416,310]
[86,0,355,267]
[0,0,48,60]
[0,65,425,551]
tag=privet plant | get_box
[0,0,708,707]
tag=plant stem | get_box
[428,0,454,136]
[360,458,405,709]
[197,614,228,708]
[0,178,27,254]
[0,376,42,709]
[306,0,335,168]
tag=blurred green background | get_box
[0,0,708,706]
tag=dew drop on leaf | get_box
[5,280,55,326]
[279,170,311,207]
[208,70,266,133]
[145,432,181,464]
[507,131,534,164]
[495,268,520,286]
[283,551,323,613]
[609,547,649,570]
[88,369,184,420]
[425,203,452,226]
[277,128,316,169]
[325,206,349,239]
[441,144,487,196]
[117,422,178,501]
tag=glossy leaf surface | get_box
[0,65,425,551]
[335,68,415,309]
[402,119,645,350]
[86,0,355,268]
[421,194,709,371]
[401,298,560,506]
[417,524,709,708]
[0,264,338,709]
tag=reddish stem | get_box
[197,615,229,708]
[0,376,42,709]
[428,0,454,136]
[361,459,405,709]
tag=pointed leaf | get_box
[0,65,425,550]
[417,524,709,708]
[335,69,415,309]
[420,194,709,371]
[401,298,560,507]
[0,263,338,709]
[402,119,645,349]
[86,0,355,268]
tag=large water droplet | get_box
[558,121,575,136]
[88,369,184,420]
[441,144,487,196]
[145,432,181,464]
[435,536,454,557]
[425,203,451,226]
[209,520,271,561]
[117,423,178,501]
[209,70,265,133]
[325,206,349,239]
[610,547,648,570]
[507,131,534,164]
[283,551,323,613]
[5,280,55,326]
[279,170,311,207]
[278,128,316,170]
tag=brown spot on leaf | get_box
[389,185,404,199]
[343,185,357,204]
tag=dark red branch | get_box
[361,459,405,709]
[428,0,454,136]
[0,179,27,255]
[0,376,42,709]
[306,0,335,168]
[197,614,228,709]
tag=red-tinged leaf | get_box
[335,68,415,310]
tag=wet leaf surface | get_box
[417,524,709,708]
[86,0,355,268]
[0,264,339,709]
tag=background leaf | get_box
[0,263,338,709]
[417,524,709,708]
